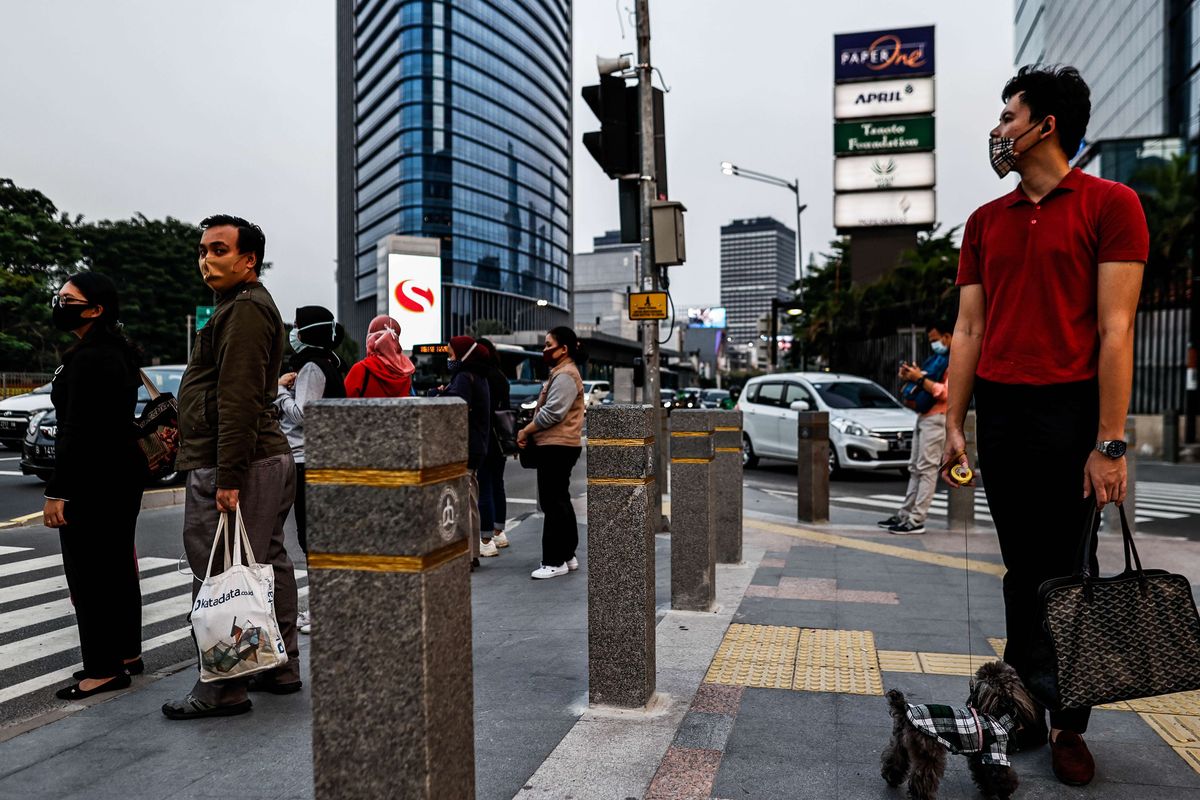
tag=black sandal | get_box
[161,694,253,720]
[54,673,131,700]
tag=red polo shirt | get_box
[956,168,1148,385]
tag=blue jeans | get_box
[478,455,508,534]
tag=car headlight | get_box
[831,417,868,438]
[27,410,47,438]
[520,400,537,410]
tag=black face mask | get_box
[51,303,91,332]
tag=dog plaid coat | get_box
[905,703,1018,766]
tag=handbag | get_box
[518,438,539,469]
[191,507,288,682]
[1037,503,1200,710]
[491,409,519,457]
[132,369,180,478]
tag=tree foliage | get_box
[1128,153,1194,289]
[787,225,960,367]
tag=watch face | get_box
[1105,441,1127,458]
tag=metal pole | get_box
[769,298,778,373]
[186,314,194,363]
[636,0,663,499]
[794,190,806,371]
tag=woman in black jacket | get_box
[439,335,491,567]
[475,338,511,558]
[42,273,146,700]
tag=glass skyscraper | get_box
[336,0,572,342]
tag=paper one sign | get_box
[387,253,443,349]
[834,116,934,155]
[834,77,934,120]
[835,190,936,229]
[834,26,935,81]
[834,152,936,192]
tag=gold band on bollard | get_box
[306,462,467,488]
[670,431,711,438]
[713,426,740,432]
[307,539,469,574]
[715,447,742,453]
[588,437,656,447]
[587,476,656,486]
[671,457,714,464]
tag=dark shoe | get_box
[1012,719,1049,752]
[1050,730,1095,786]
[247,676,303,695]
[877,515,902,528]
[74,657,144,682]
[54,673,131,701]
[888,521,926,535]
[161,694,253,720]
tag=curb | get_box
[0,485,186,530]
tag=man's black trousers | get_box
[975,377,1101,734]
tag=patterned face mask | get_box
[989,120,1044,178]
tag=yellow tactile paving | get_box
[1140,713,1200,747]
[1125,691,1200,716]
[704,624,799,689]
[1173,746,1200,773]
[704,625,882,694]
[796,628,877,670]
[795,665,884,695]
[916,652,1000,676]
[876,650,922,673]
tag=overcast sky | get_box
[0,1,1014,320]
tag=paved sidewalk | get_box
[2,496,1199,799]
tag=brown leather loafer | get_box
[1050,730,1095,786]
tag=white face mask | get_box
[290,320,336,352]
[931,340,949,355]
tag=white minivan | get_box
[582,380,611,408]
[737,372,917,476]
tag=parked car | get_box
[699,389,730,409]
[677,388,702,409]
[509,380,543,428]
[582,380,611,408]
[0,383,54,450]
[20,365,186,486]
[659,388,675,409]
[737,372,916,476]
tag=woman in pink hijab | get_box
[344,315,416,397]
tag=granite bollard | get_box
[586,404,657,708]
[796,411,830,523]
[712,410,744,563]
[670,409,718,611]
[947,411,977,530]
[306,398,474,800]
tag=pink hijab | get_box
[365,315,416,378]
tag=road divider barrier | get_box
[670,410,718,612]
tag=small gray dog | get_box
[881,661,1039,800]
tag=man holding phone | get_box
[941,66,1147,786]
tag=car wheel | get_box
[742,434,759,469]
[828,448,842,479]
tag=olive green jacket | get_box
[176,281,290,489]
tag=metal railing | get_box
[0,372,53,399]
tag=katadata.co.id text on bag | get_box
[191,507,287,682]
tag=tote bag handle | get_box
[201,507,261,580]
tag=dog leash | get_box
[940,448,975,691]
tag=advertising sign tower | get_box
[832,25,937,284]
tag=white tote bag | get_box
[191,507,287,682]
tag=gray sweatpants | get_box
[899,413,947,526]
[183,453,300,704]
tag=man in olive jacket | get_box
[162,214,301,720]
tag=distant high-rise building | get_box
[335,0,572,344]
[720,217,796,349]
[1013,1,1199,182]
[573,230,639,341]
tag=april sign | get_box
[835,26,935,82]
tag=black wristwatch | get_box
[1095,440,1127,459]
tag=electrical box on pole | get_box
[651,200,686,266]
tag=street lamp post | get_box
[722,162,808,370]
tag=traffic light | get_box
[582,74,638,178]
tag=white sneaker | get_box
[531,563,569,580]
[566,557,579,572]
[479,538,500,557]
[298,611,312,635]
[493,532,509,548]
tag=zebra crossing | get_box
[756,480,1200,530]
[0,544,308,708]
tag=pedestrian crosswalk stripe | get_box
[0,568,194,637]
[829,495,994,523]
[0,586,310,706]
[0,555,176,581]
[0,557,179,604]
[0,546,32,556]
[0,568,306,673]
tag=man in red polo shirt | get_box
[942,66,1148,787]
